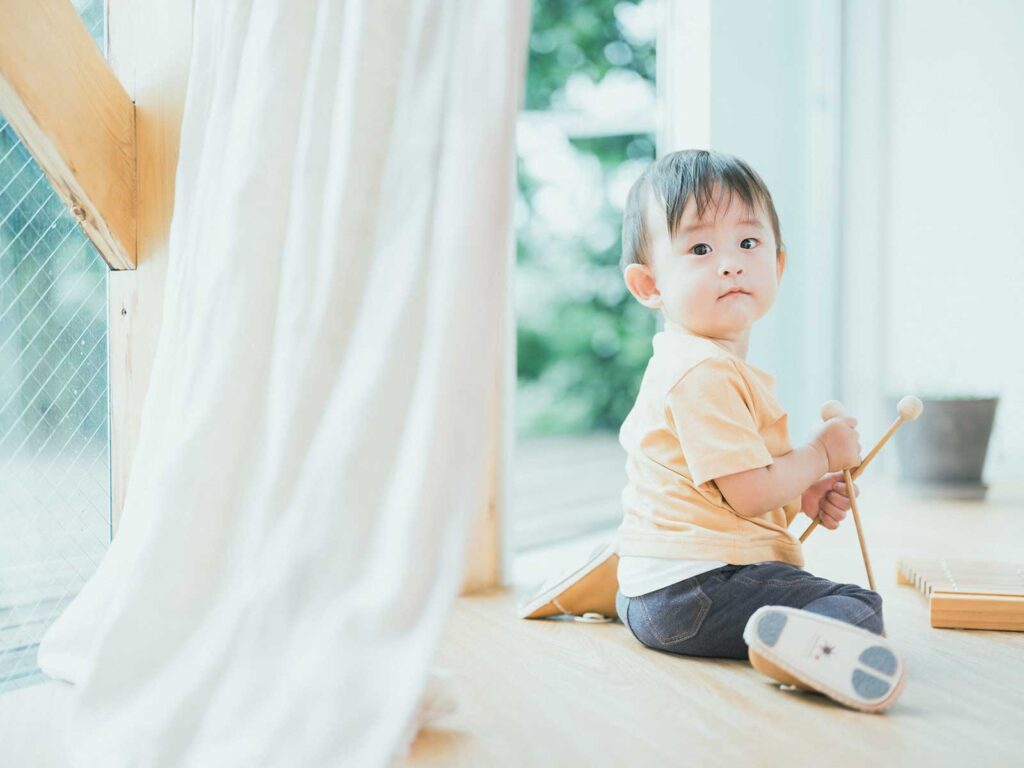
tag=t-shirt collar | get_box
[661,319,742,359]
[660,319,776,385]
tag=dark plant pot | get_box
[888,396,998,500]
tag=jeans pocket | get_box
[634,579,713,646]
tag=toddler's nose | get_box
[718,264,744,276]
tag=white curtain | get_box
[36,1,529,765]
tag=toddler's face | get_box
[626,187,784,339]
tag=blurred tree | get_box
[516,0,658,437]
[526,0,655,111]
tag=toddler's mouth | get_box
[719,288,750,299]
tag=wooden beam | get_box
[0,0,137,270]
[106,0,191,533]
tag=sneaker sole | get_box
[743,606,907,713]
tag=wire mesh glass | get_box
[0,0,110,695]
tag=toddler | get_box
[612,149,906,713]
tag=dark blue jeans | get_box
[615,561,885,660]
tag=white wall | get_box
[881,0,1024,482]
[705,0,1024,483]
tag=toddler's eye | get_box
[740,238,759,249]
[690,243,711,256]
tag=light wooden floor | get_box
[3,477,1023,766]
[512,433,625,550]
[404,476,1024,767]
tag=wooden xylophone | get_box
[897,557,1024,631]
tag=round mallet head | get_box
[898,395,924,421]
[820,400,847,421]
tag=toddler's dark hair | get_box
[621,149,784,270]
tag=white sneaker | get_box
[516,541,619,620]
[743,605,907,713]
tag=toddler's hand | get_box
[809,416,861,473]
[801,472,860,530]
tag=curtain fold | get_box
[36,0,530,765]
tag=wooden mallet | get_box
[800,395,924,543]
[802,401,880,599]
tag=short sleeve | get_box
[665,356,774,487]
[783,496,802,526]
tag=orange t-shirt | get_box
[613,320,804,567]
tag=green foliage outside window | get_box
[516,0,657,437]
[525,0,655,111]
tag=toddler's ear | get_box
[776,248,787,282]
[624,264,662,309]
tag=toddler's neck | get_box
[663,317,751,361]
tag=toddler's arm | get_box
[714,416,861,518]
